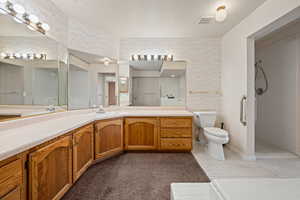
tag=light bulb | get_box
[0,7,6,15]
[21,53,27,59]
[147,55,152,61]
[13,4,25,14]
[216,5,227,22]
[104,60,109,66]
[41,23,50,31]
[154,55,158,60]
[0,52,7,58]
[35,54,42,59]
[13,14,23,23]
[133,55,138,60]
[28,14,39,24]
[27,25,35,31]
[15,53,21,58]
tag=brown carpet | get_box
[62,153,210,200]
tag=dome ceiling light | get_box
[216,5,227,22]
[0,0,50,34]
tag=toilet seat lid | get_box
[204,127,229,138]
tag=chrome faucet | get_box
[46,105,55,112]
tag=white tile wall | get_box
[120,38,221,111]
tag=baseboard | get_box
[226,144,256,161]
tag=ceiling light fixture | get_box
[216,5,227,22]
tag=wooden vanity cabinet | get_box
[159,117,193,151]
[125,118,158,150]
[73,124,94,182]
[94,118,123,160]
[0,158,24,200]
[28,136,73,200]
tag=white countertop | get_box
[0,109,192,161]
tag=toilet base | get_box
[207,142,225,161]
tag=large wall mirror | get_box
[0,14,68,120]
[119,58,187,107]
[68,49,118,110]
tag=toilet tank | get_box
[193,111,217,128]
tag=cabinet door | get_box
[125,118,158,150]
[29,136,72,200]
[73,124,94,182]
[1,186,21,200]
[0,159,23,200]
[95,119,123,160]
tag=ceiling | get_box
[52,0,267,38]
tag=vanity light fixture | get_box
[216,5,227,22]
[0,52,47,60]
[131,54,174,61]
[0,1,50,34]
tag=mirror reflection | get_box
[0,14,67,120]
[68,49,118,110]
[128,60,186,107]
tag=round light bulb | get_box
[216,5,227,22]
[0,52,7,58]
[154,55,158,60]
[13,14,23,23]
[35,53,42,59]
[147,55,152,61]
[28,14,39,24]
[15,53,21,58]
[22,53,28,59]
[133,55,138,60]
[41,23,50,31]
[13,4,25,14]
[9,54,14,59]
[104,60,109,66]
[27,25,35,31]
[0,8,6,15]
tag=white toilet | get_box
[194,111,229,160]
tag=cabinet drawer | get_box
[160,138,192,150]
[160,118,192,128]
[160,128,192,138]
[0,159,22,198]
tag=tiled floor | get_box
[192,142,300,180]
[255,140,298,159]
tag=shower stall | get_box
[254,19,300,158]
